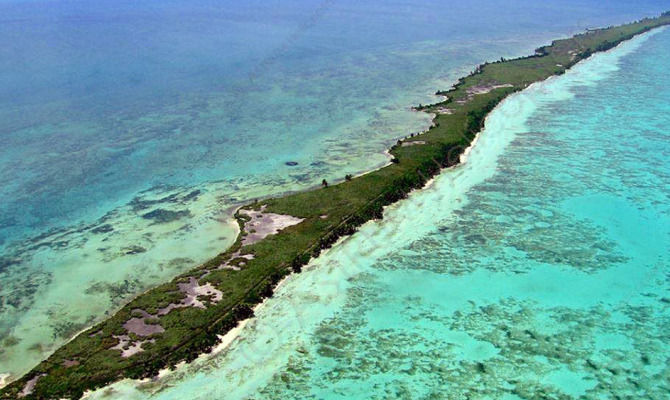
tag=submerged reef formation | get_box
[258,292,669,399]
[3,12,670,399]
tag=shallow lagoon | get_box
[86,26,670,399]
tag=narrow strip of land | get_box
[3,12,670,400]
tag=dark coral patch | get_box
[141,209,191,223]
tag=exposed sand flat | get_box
[111,276,222,358]
[189,281,223,307]
[18,374,43,398]
[123,317,165,336]
[62,360,80,368]
[448,84,515,107]
[466,83,514,95]
[219,252,255,270]
[239,206,304,246]
[121,342,147,358]
[401,140,426,147]
[111,335,155,358]
[219,264,241,271]
[158,277,223,315]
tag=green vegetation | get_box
[3,13,669,399]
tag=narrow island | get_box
[4,12,670,399]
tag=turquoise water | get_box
[3,0,666,383]
[85,26,670,399]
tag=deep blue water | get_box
[1,0,668,384]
